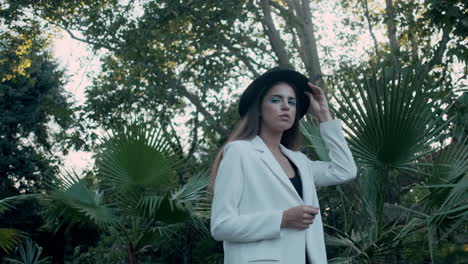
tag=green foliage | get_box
[317,62,466,262]
[0,228,24,254]
[44,121,209,262]
[0,195,38,215]
[68,230,126,264]
[2,0,467,262]
[424,0,468,64]
[413,136,468,259]
[300,116,331,161]
[4,238,51,264]
[44,171,116,231]
[0,17,82,262]
[0,25,75,194]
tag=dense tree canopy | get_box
[0,25,73,195]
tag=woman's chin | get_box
[277,123,293,132]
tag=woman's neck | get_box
[259,129,283,155]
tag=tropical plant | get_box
[0,195,39,255]
[300,62,466,263]
[0,228,24,255]
[3,238,51,264]
[43,122,210,264]
[402,133,468,261]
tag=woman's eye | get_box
[270,97,280,103]
[288,101,296,106]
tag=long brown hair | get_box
[208,81,304,196]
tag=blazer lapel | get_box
[250,136,303,204]
[280,145,317,207]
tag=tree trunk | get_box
[281,0,324,90]
[385,0,400,59]
[126,243,139,264]
[404,0,419,62]
[260,0,293,68]
[298,0,324,88]
[361,0,381,62]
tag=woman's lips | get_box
[279,115,290,120]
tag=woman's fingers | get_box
[302,206,319,215]
[303,213,315,220]
[307,82,323,95]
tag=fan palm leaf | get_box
[43,120,209,263]
[331,64,454,169]
[318,62,462,262]
[406,134,468,258]
[98,123,179,190]
[96,123,183,216]
[44,170,116,230]
[0,195,37,254]
[0,228,24,254]
[0,195,39,215]
[300,117,331,161]
[4,238,51,264]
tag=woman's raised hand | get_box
[304,82,332,122]
[281,205,319,229]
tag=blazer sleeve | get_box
[304,119,358,187]
[210,142,283,243]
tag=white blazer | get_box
[210,119,357,264]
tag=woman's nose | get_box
[281,101,290,110]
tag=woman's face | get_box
[260,82,297,133]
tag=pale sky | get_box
[53,30,96,174]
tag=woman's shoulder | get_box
[224,139,252,150]
[222,138,257,156]
[283,146,310,161]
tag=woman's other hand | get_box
[281,205,319,229]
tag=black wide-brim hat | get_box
[239,67,312,119]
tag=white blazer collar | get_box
[249,135,304,203]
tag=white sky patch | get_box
[52,30,99,175]
[53,30,102,105]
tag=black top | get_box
[286,156,311,264]
[286,157,303,199]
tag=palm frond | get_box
[97,123,180,192]
[327,257,354,264]
[331,63,453,169]
[4,238,51,264]
[419,136,468,232]
[0,195,39,215]
[357,166,384,226]
[136,194,190,224]
[171,169,209,206]
[0,228,24,254]
[300,117,331,161]
[45,170,116,230]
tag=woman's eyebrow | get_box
[271,94,296,100]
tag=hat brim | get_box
[239,68,312,119]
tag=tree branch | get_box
[404,1,419,62]
[47,17,118,53]
[428,25,451,68]
[269,0,302,27]
[217,34,260,76]
[385,0,400,59]
[360,0,382,62]
[174,79,229,136]
[260,0,292,68]
[297,0,324,89]
[187,110,199,158]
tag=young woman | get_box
[209,67,357,264]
